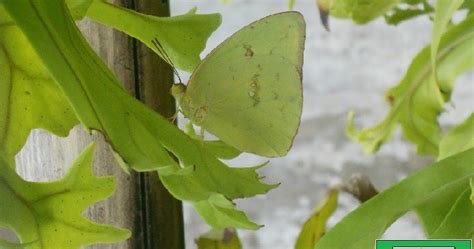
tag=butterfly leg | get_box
[167,110,179,123]
[199,127,205,139]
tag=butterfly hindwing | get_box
[181,12,305,157]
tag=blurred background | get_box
[170,0,473,248]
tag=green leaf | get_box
[85,0,221,72]
[289,0,295,10]
[203,140,242,160]
[470,178,473,204]
[414,113,474,239]
[196,228,242,249]
[347,14,474,155]
[402,0,424,4]
[326,0,403,24]
[462,0,474,12]
[295,189,338,249]
[0,6,78,165]
[384,7,432,26]
[431,0,464,82]
[438,113,474,160]
[414,181,473,239]
[427,188,473,238]
[2,0,274,229]
[314,148,474,249]
[194,194,261,230]
[0,143,130,248]
[0,239,35,249]
[65,0,92,20]
[184,122,242,160]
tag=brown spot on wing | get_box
[244,44,254,57]
[248,74,261,106]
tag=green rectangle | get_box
[376,240,472,249]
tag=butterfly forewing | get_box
[181,12,305,157]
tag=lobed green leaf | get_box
[0,6,78,166]
[0,143,130,248]
[194,194,261,230]
[183,122,242,160]
[85,0,221,72]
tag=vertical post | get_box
[131,0,185,248]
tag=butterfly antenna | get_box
[151,38,183,84]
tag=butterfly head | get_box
[171,83,186,103]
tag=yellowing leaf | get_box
[0,143,130,248]
[295,189,338,249]
[348,14,474,155]
[196,228,242,249]
[85,1,221,72]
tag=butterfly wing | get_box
[181,12,305,157]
